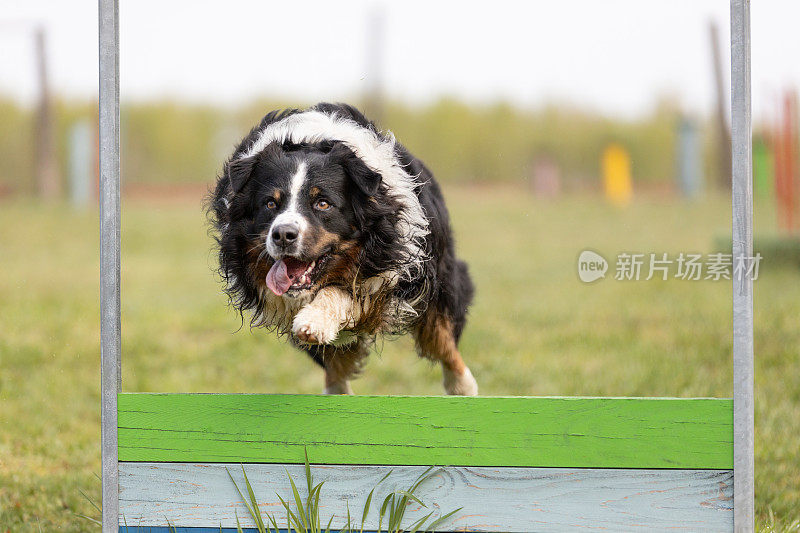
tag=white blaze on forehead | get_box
[267,161,308,257]
[286,160,308,213]
[241,110,429,282]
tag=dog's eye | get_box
[266,199,277,210]
[314,199,331,211]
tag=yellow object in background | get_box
[602,143,633,207]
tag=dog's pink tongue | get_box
[266,259,292,296]
[266,258,311,296]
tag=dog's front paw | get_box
[292,307,341,345]
[443,366,479,396]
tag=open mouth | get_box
[265,254,330,296]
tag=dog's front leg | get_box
[292,286,356,345]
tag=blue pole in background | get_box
[677,116,703,198]
[69,120,92,207]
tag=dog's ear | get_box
[330,143,382,196]
[225,155,257,197]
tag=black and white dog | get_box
[209,103,477,395]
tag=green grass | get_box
[227,450,459,533]
[1,186,798,530]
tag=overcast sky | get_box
[0,0,798,121]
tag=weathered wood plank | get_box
[119,525,250,533]
[118,394,733,468]
[119,462,733,532]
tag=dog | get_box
[208,103,477,395]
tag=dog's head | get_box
[212,141,401,307]
[209,106,431,330]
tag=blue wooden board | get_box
[121,529,258,533]
[119,462,733,532]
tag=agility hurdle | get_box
[98,1,754,531]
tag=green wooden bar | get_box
[118,394,733,469]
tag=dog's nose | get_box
[271,223,299,246]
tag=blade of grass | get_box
[407,511,435,533]
[268,513,280,533]
[390,492,407,533]
[235,512,243,533]
[408,467,437,495]
[72,513,101,526]
[311,481,325,532]
[242,466,267,533]
[307,483,320,533]
[227,466,264,533]
[361,469,392,533]
[379,492,396,533]
[227,468,255,523]
[285,468,309,531]
[377,469,394,485]
[394,490,427,508]
[378,491,393,533]
[392,467,437,533]
[242,468,266,532]
[78,489,102,514]
[360,485,376,532]
[425,507,462,532]
[400,466,440,531]
[277,492,305,533]
[304,448,314,529]
[392,489,416,533]
[379,491,394,517]
[389,493,401,533]
[305,447,313,492]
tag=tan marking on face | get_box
[309,186,321,198]
[314,241,359,287]
[272,189,282,202]
[305,226,344,259]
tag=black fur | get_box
[208,103,474,370]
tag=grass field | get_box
[1,186,798,531]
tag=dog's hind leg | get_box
[302,339,371,395]
[413,312,478,396]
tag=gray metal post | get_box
[731,0,754,531]
[99,0,121,531]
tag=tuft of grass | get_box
[227,450,460,533]
[758,508,800,533]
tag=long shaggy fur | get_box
[207,103,475,392]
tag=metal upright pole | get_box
[99,0,121,531]
[731,0,754,531]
